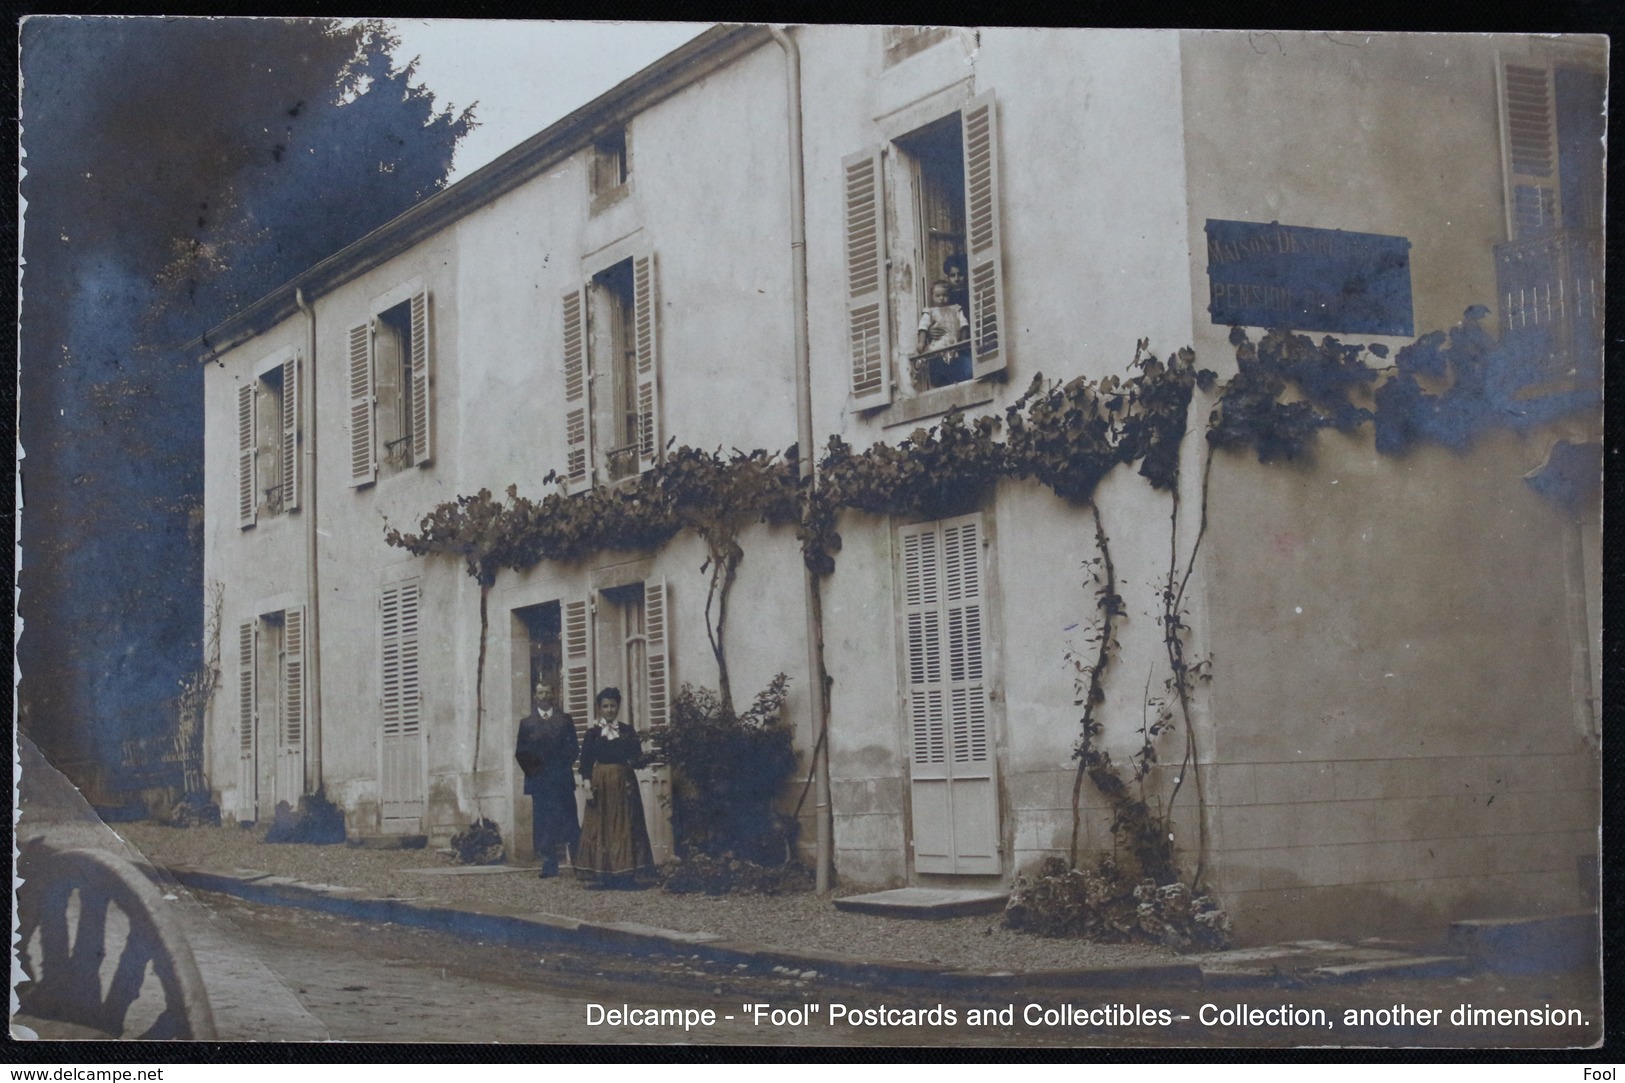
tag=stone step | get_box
[832,887,1008,919]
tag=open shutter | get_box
[347,321,376,486]
[644,579,669,732]
[562,289,594,488]
[237,383,257,528]
[410,290,433,466]
[380,581,424,827]
[961,91,1008,379]
[278,606,306,802]
[1500,60,1562,240]
[281,355,300,512]
[901,522,950,871]
[282,607,306,750]
[633,253,662,472]
[237,620,257,816]
[843,146,892,408]
[562,595,595,745]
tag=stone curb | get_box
[165,864,1213,991]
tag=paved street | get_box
[196,892,1600,1049]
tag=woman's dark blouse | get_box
[579,723,642,779]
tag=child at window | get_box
[943,254,970,318]
[915,279,971,387]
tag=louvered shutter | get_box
[278,607,306,802]
[901,514,998,875]
[380,581,424,826]
[282,607,306,749]
[410,290,433,466]
[632,253,662,472]
[347,322,376,486]
[961,92,1008,379]
[643,579,669,732]
[562,595,595,745]
[843,146,892,407]
[562,289,594,488]
[237,383,256,528]
[281,355,300,512]
[237,620,257,816]
[1501,60,1562,240]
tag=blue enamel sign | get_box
[1206,220,1414,336]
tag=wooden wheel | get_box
[16,842,216,1040]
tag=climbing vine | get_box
[387,304,1596,912]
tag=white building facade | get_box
[200,26,1602,941]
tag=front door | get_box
[900,515,1000,875]
[380,581,425,832]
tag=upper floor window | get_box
[347,290,434,487]
[590,125,632,213]
[237,352,299,528]
[844,91,1006,411]
[562,250,661,489]
[1499,56,1604,240]
[883,26,955,67]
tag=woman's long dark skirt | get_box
[574,762,654,881]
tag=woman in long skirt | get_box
[574,687,654,888]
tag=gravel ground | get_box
[117,822,1181,974]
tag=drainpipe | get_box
[295,287,324,794]
[769,25,833,895]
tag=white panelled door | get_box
[900,514,999,875]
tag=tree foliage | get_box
[19,18,474,783]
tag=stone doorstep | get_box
[832,887,1009,919]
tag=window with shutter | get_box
[379,580,424,827]
[899,514,999,875]
[1495,52,1605,375]
[572,252,661,486]
[861,92,1007,403]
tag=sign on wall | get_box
[1205,219,1414,337]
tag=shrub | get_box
[262,791,345,844]
[655,675,799,865]
[1005,855,1230,952]
[449,817,505,865]
[661,852,814,896]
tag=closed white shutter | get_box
[237,620,257,817]
[278,607,306,802]
[562,595,595,745]
[843,146,892,408]
[632,253,662,472]
[900,514,998,875]
[643,579,669,732]
[1500,60,1562,241]
[961,92,1008,379]
[410,290,433,465]
[562,289,594,488]
[347,322,376,486]
[237,383,256,528]
[280,355,300,512]
[380,581,423,827]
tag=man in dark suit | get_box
[514,678,579,877]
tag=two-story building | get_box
[198,25,1602,942]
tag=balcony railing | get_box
[1495,228,1603,379]
[908,342,972,391]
